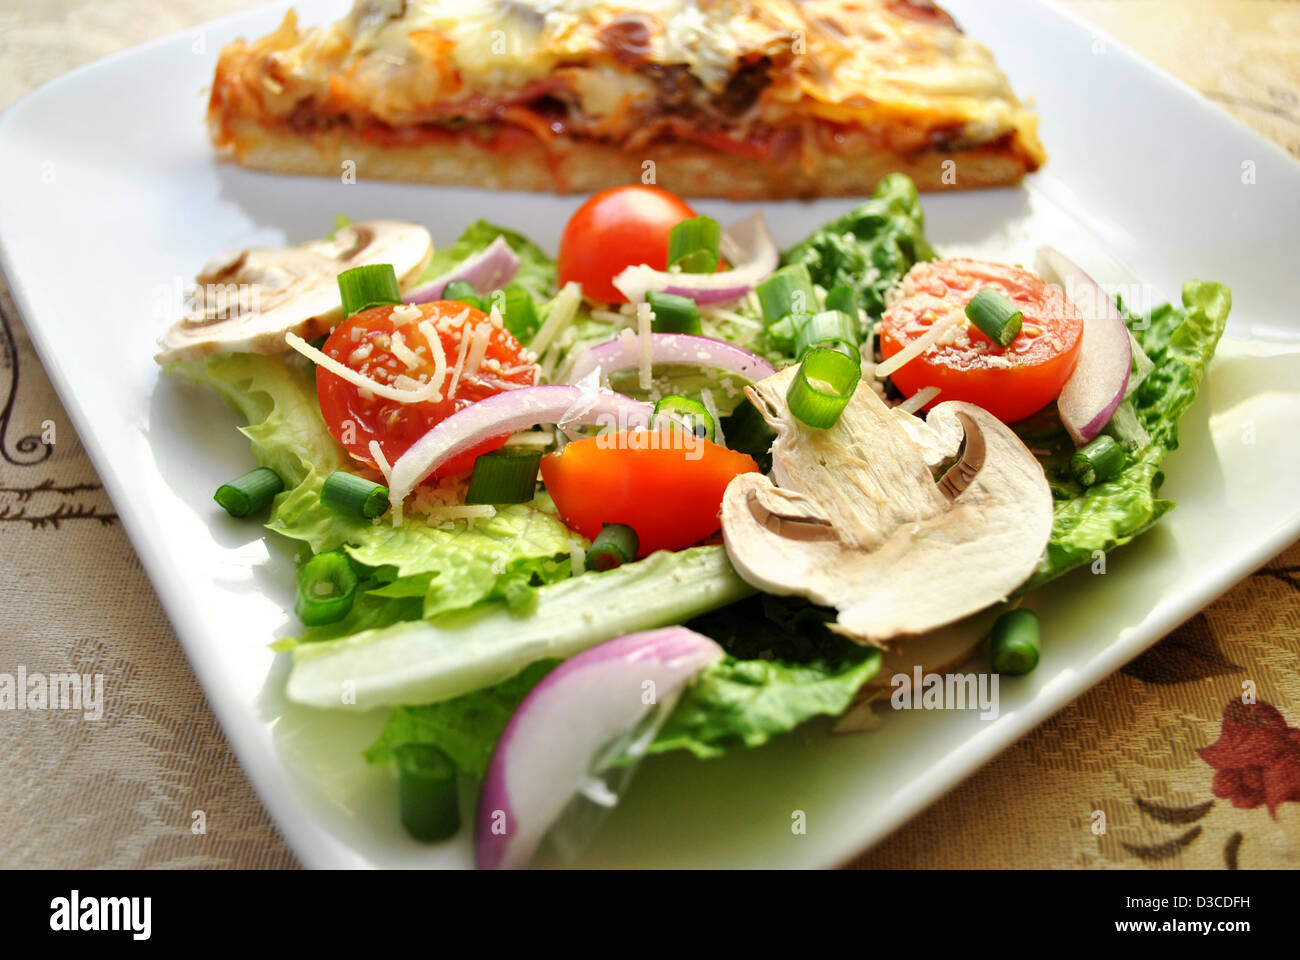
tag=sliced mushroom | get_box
[154,220,432,364]
[720,366,1053,646]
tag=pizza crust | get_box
[214,117,1040,199]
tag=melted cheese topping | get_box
[219,0,1040,154]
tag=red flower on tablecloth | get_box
[1196,701,1300,818]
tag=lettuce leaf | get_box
[364,659,559,779]
[1016,280,1232,591]
[650,595,882,758]
[781,172,937,328]
[419,219,555,301]
[166,351,577,631]
[362,593,881,774]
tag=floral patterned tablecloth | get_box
[1,0,1296,870]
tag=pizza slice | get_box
[208,0,1046,199]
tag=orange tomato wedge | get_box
[540,431,759,557]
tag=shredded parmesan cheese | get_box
[390,330,423,370]
[446,326,472,399]
[390,304,422,324]
[504,429,555,448]
[464,323,492,378]
[286,332,443,404]
[569,541,586,577]
[417,319,449,396]
[368,440,392,481]
[408,503,497,522]
[636,302,653,390]
[874,315,963,380]
[896,386,941,416]
[529,282,582,358]
[699,387,725,447]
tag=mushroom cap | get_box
[154,220,432,364]
[720,366,1053,645]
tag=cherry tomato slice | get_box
[879,258,1084,423]
[316,301,537,478]
[540,431,759,556]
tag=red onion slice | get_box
[1034,246,1132,445]
[612,212,779,305]
[476,627,724,870]
[387,384,652,512]
[566,332,776,386]
[403,236,520,304]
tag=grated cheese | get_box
[529,282,582,358]
[699,387,725,447]
[390,304,422,324]
[417,320,449,397]
[569,541,586,577]
[285,332,443,404]
[390,330,423,370]
[504,429,555,448]
[368,440,392,481]
[874,314,963,380]
[446,327,472,399]
[636,302,653,390]
[464,322,493,378]
[896,386,941,416]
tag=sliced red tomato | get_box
[317,301,537,477]
[879,258,1084,423]
[557,185,701,303]
[539,431,759,556]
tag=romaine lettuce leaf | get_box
[1017,280,1232,591]
[290,546,755,710]
[419,219,555,301]
[167,351,577,629]
[364,659,559,779]
[781,172,937,328]
[362,592,881,774]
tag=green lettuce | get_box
[364,659,558,779]
[166,352,577,632]
[1017,280,1232,590]
[781,172,937,328]
[419,219,555,301]
[363,592,881,774]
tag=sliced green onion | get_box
[795,309,860,363]
[496,286,540,341]
[965,288,1023,348]
[321,470,389,519]
[990,609,1041,676]
[824,284,859,317]
[646,290,702,335]
[721,398,776,472]
[667,216,721,273]
[586,523,639,572]
[756,264,817,327]
[786,347,861,429]
[465,448,542,505]
[214,466,284,518]
[295,550,359,626]
[442,279,482,310]
[765,315,797,351]
[393,743,460,842]
[1070,435,1126,487]
[337,263,402,319]
[652,395,715,442]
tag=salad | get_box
[156,175,1231,868]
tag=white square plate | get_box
[2,0,1298,868]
